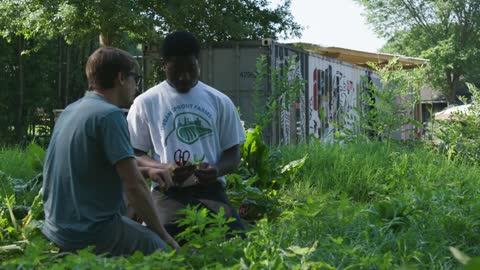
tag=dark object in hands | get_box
[172,164,195,186]
[194,162,219,186]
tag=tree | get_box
[356,0,480,103]
[2,0,301,46]
[151,0,302,42]
[0,0,302,142]
[0,0,91,142]
[51,0,157,46]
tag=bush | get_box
[430,83,480,164]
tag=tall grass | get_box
[0,146,37,180]
[274,140,480,269]
[1,141,479,269]
[279,140,480,200]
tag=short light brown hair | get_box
[85,47,137,90]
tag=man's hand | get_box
[148,168,174,190]
[163,233,180,251]
[194,162,219,186]
[172,163,195,186]
[116,158,180,252]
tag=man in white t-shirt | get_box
[127,31,246,239]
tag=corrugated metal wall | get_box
[195,41,392,144]
[199,41,312,145]
[144,40,420,144]
[307,54,381,139]
[199,41,267,126]
[271,44,309,145]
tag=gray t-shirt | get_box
[42,92,134,249]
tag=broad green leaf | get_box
[280,155,308,174]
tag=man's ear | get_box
[116,71,126,86]
[160,58,166,71]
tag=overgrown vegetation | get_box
[2,69,480,268]
[2,17,480,268]
[251,54,305,132]
[355,58,426,141]
[428,83,480,165]
[2,140,480,269]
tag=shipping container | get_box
[53,41,427,143]
[195,40,382,144]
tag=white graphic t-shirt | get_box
[127,81,245,186]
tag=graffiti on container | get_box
[310,64,363,139]
[290,57,306,143]
[276,56,291,145]
[297,88,306,143]
[275,55,305,145]
[279,93,290,145]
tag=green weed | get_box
[1,140,479,269]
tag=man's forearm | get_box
[116,158,177,249]
[216,159,239,176]
[137,166,151,179]
[135,151,170,169]
[215,145,241,176]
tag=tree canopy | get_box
[1,0,301,46]
[0,0,302,143]
[356,0,480,102]
[154,0,302,42]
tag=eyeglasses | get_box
[127,72,143,88]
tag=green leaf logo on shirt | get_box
[165,112,213,145]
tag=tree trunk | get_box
[72,45,83,99]
[57,37,63,108]
[14,35,25,141]
[64,45,71,107]
[99,32,113,47]
[445,70,460,104]
[451,72,461,102]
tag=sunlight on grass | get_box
[1,141,479,269]
[0,147,37,180]
[276,140,480,268]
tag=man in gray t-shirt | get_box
[42,47,179,256]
